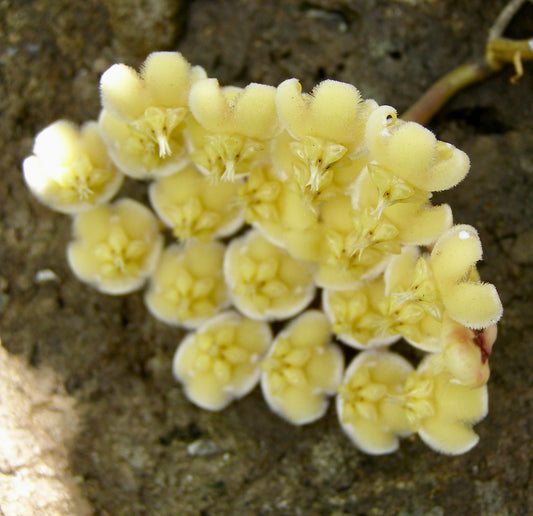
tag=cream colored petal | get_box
[369,351,414,386]
[145,290,186,327]
[185,239,226,277]
[384,246,419,295]
[22,156,47,196]
[100,64,148,121]
[402,315,443,353]
[229,362,263,397]
[33,120,79,163]
[263,381,327,425]
[305,344,344,392]
[443,282,503,329]
[189,78,235,133]
[148,167,200,218]
[276,78,368,145]
[184,373,231,411]
[66,242,100,283]
[308,80,363,143]
[336,400,400,455]
[437,383,488,423]
[418,418,479,455]
[386,202,453,246]
[288,310,330,347]
[275,79,307,139]
[365,106,434,179]
[282,227,323,262]
[383,124,434,185]
[320,194,354,233]
[235,317,273,355]
[431,224,483,285]
[72,205,112,243]
[422,142,470,192]
[141,51,205,107]
[79,122,109,166]
[116,199,159,239]
[171,333,198,380]
[379,401,412,436]
[231,83,279,139]
[97,111,146,178]
[365,106,469,192]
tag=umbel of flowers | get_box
[23,52,503,455]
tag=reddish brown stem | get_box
[402,61,495,125]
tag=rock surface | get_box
[0,344,92,516]
[1,0,532,514]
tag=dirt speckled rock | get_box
[1,1,532,515]
[0,344,92,516]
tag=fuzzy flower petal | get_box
[365,106,470,192]
[276,78,376,146]
[430,225,503,329]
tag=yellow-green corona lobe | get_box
[22,50,503,455]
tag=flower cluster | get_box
[23,51,503,454]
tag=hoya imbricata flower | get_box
[23,120,123,214]
[67,199,162,294]
[99,51,206,179]
[145,240,230,328]
[187,79,279,182]
[22,49,505,456]
[173,311,272,410]
[261,310,344,424]
[400,355,488,454]
[337,350,413,454]
[224,230,316,321]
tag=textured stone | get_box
[1,1,532,515]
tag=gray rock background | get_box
[1,0,532,514]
